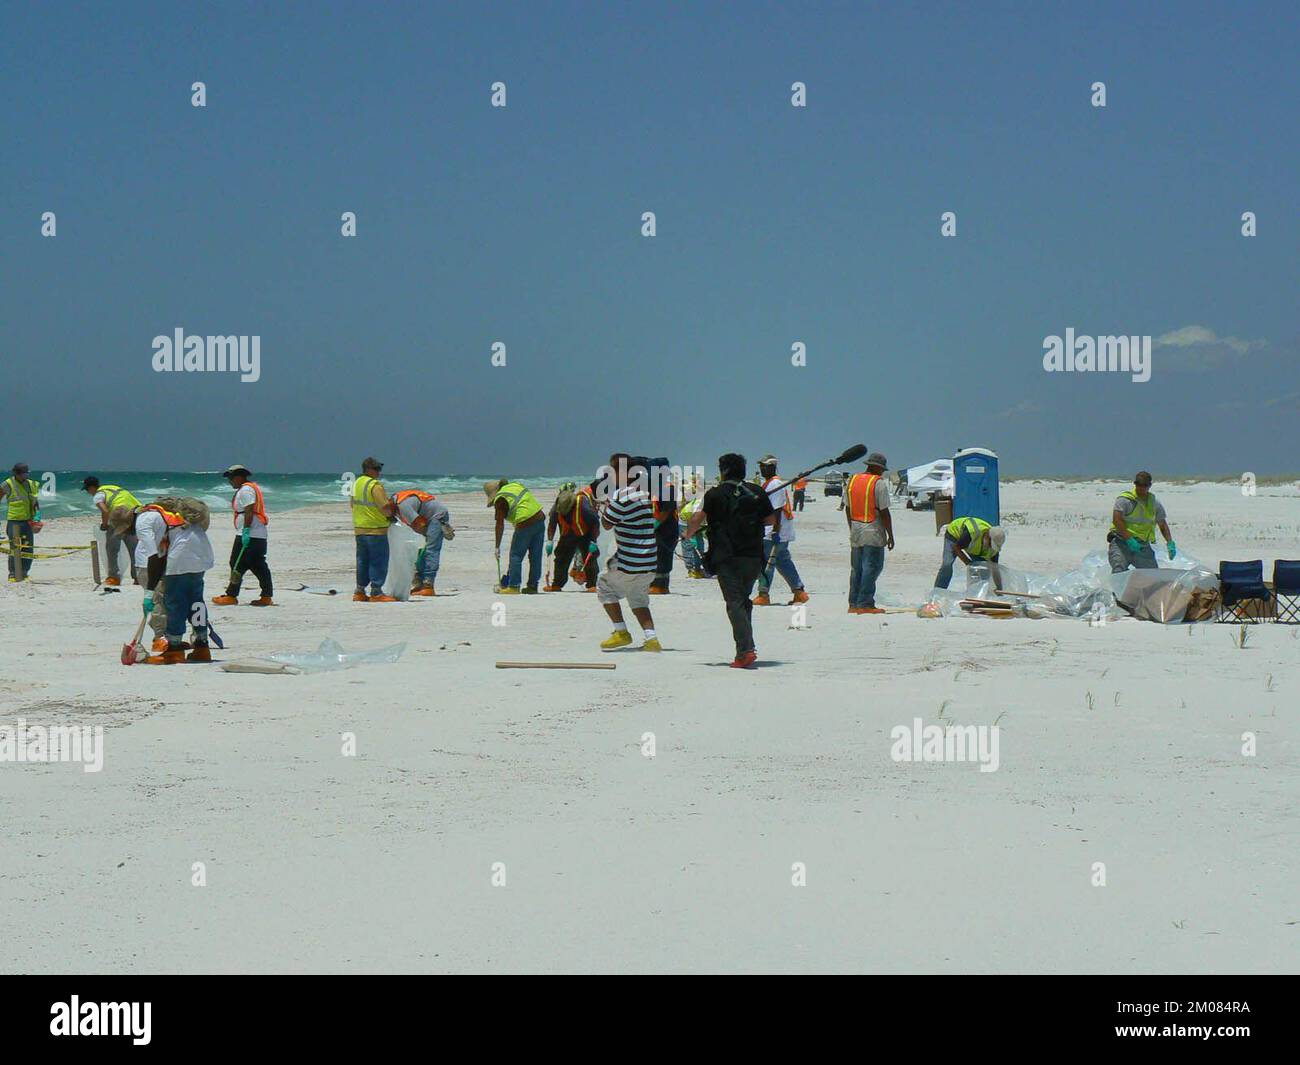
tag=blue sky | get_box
[2,0,1296,476]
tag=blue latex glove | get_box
[1166,540,1177,559]
[545,541,554,556]
[142,591,155,616]
[1125,537,1142,553]
[240,526,252,547]
[587,542,599,556]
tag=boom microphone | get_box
[835,443,868,465]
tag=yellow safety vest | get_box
[4,477,39,521]
[99,485,142,512]
[351,474,389,530]
[492,481,541,526]
[949,516,994,557]
[1111,490,1157,543]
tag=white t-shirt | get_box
[233,484,268,539]
[134,510,215,575]
[763,480,796,542]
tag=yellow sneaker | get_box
[499,587,521,595]
[600,629,633,650]
[641,637,662,652]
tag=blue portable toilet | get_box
[953,447,1000,525]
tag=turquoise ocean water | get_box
[28,472,582,519]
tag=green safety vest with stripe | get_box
[1111,490,1157,543]
[492,481,542,526]
[948,516,995,558]
[351,474,390,530]
[3,477,39,521]
[99,485,142,513]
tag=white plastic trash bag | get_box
[381,524,424,601]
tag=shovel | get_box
[121,607,151,665]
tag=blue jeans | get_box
[934,539,960,589]
[759,539,803,592]
[418,524,444,586]
[355,534,390,594]
[507,519,544,589]
[849,544,885,608]
[164,571,207,644]
[680,525,705,571]
[6,520,34,578]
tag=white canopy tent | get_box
[900,458,954,501]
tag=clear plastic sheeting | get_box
[264,638,406,673]
[922,549,1220,624]
[93,527,131,579]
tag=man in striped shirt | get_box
[595,453,661,651]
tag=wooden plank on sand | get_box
[496,662,617,670]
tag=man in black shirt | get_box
[683,452,775,668]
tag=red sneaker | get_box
[730,650,758,669]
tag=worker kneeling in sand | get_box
[1108,470,1176,572]
[212,464,273,606]
[935,517,1007,591]
[596,454,661,651]
[82,476,141,586]
[394,488,454,595]
[545,482,598,591]
[111,501,215,663]
[487,478,545,593]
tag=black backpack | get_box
[702,480,763,576]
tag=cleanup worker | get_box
[792,476,809,511]
[212,465,273,606]
[2,463,42,581]
[683,453,776,668]
[840,452,894,614]
[1108,470,1176,572]
[111,500,215,663]
[487,477,544,593]
[596,454,661,650]
[393,487,453,595]
[82,476,142,586]
[351,457,398,602]
[648,457,678,595]
[935,516,1007,590]
[544,482,599,592]
[679,491,707,577]
[753,454,809,606]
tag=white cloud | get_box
[1154,325,1266,370]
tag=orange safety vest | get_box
[558,494,591,537]
[141,504,186,555]
[232,481,269,528]
[794,478,808,491]
[393,489,436,533]
[764,477,794,519]
[847,473,880,523]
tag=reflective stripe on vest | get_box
[949,516,993,557]
[351,475,389,529]
[1111,490,1157,543]
[847,473,879,523]
[764,477,794,519]
[100,485,142,512]
[492,482,541,526]
[233,481,269,528]
[4,477,39,521]
[141,504,185,553]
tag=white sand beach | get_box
[1,480,1297,974]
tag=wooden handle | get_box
[495,662,616,670]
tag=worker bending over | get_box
[935,516,1007,591]
[545,482,599,592]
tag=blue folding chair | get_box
[1216,560,1272,623]
[1273,561,1300,624]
